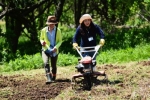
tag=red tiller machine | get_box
[71,45,107,90]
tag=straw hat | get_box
[79,14,92,24]
[46,16,58,25]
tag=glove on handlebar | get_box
[99,39,105,46]
[73,43,79,49]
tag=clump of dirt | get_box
[0,74,71,100]
[97,64,126,70]
[137,60,150,66]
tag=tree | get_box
[0,0,65,54]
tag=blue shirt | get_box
[46,26,56,48]
[46,26,57,57]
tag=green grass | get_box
[97,43,150,64]
[0,43,150,72]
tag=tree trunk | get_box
[74,0,82,28]
[38,6,44,29]
[5,16,22,54]
[55,0,65,25]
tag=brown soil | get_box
[0,74,71,100]
[0,60,150,100]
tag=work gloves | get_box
[99,39,105,46]
[42,41,57,57]
[42,41,46,46]
[73,43,79,49]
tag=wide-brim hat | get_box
[79,14,92,24]
[46,16,58,25]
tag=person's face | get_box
[49,24,55,29]
[83,19,91,27]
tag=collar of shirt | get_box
[46,26,56,33]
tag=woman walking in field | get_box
[40,16,62,84]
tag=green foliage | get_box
[1,38,19,62]
[0,53,43,72]
[58,53,78,66]
[18,35,41,55]
[104,26,150,50]
[0,52,78,72]
[1,43,150,72]
[97,43,150,64]
[0,6,2,11]
[59,29,77,55]
[0,29,4,61]
[0,25,150,72]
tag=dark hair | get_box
[79,21,96,35]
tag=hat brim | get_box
[79,16,92,24]
[46,22,58,25]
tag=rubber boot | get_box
[52,76,56,81]
[44,64,52,84]
[46,73,52,84]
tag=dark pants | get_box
[42,51,58,76]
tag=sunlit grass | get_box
[0,43,150,72]
[97,43,150,64]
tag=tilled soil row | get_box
[0,74,71,100]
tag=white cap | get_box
[79,14,92,24]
